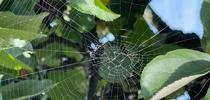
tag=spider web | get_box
[0,0,206,100]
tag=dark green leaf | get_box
[36,42,82,67]
[9,0,38,15]
[47,67,88,100]
[1,80,54,100]
[0,0,38,15]
[69,10,96,33]
[125,16,155,45]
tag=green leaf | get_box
[55,11,95,42]
[6,47,27,57]
[108,0,148,29]
[125,16,157,45]
[0,0,3,5]
[17,54,38,69]
[5,43,33,57]
[36,42,82,67]
[68,0,120,21]
[0,0,38,15]
[141,44,183,61]
[0,12,48,48]
[205,0,210,3]
[0,51,32,76]
[47,67,88,100]
[0,74,3,100]
[0,0,14,11]
[68,10,96,33]
[9,0,38,15]
[96,80,107,93]
[141,49,210,99]
[107,18,124,35]
[4,43,38,69]
[151,72,209,100]
[205,86,210,100]
[0,12,47,32]
[1,80,54,100]
[101,0,109,4]
[201,2,210,54]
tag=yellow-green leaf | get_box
[0,51,32,76]
[68,0,120,21]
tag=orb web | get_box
[97,44,140,83]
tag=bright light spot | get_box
[23,51,34,58]
[41,57,45,62]
[90,43,97,50]
[50,22,57,28]
[10,38,27,48]
[176,91,191,100]
[63,14,70,22]
[62,57,68,62]
[106,33,115,42]
[99,37,109,44]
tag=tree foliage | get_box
[0,0,210,100]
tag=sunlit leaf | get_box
[141,49,210,99]
[0,0,3,5]
[0,12,48,48]
[68,0,120,21]
[151,72,209,100]
[0,51,32,76]
[205,86,210,100]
